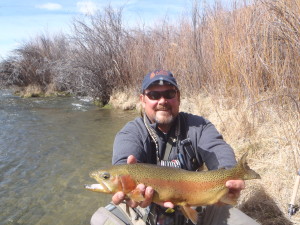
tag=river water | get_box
[0,89,137,225]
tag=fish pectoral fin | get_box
[127,188,145,202]
[179,205,198,225]
[119,175,137,193]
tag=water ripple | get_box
[0,90,137,225]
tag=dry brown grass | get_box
[109,89,140,110]
[181,91,300,224]
[16,85,43,98]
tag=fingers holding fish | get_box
[226,180,245,198]
[126,155,155,208]
[158,201,175,209]
[139,185,154,208]
[126,183,145,208]
[112,191,126,205]
[111,155,138,206]
[123,184,154,208]
[226,180,245,190]
[127,155,137,164]
[126,198,139,208]
[124,155,175,209]
[225,180,245,203]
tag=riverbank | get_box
[12,84,71,98]
[4,86,299,224]
[109,90,300,225]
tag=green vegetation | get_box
[0,0,299,224]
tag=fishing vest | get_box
[143,113,202,171]
[143,113,204,225]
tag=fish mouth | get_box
[86,170,113,193]
[84,182,112,193]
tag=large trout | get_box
[85,153,260,224]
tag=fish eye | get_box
[101,172,110,179]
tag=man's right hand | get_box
[111,155,154,208]
[111,155,175,209]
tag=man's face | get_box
[140,84,180,128]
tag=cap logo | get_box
[150,70,170,79]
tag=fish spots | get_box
[140,177,224,202]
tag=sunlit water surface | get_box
[0,90,137,225]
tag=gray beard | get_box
[154,115,175,126]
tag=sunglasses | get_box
[145,89,177,100]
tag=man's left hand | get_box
[225,179,245,200]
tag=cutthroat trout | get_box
[85,153,260,224]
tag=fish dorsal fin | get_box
[238,152,261,180]
[179,205,198,225]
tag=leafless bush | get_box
[0,33,71,93]
[68,6,131,103]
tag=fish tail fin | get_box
[179,205,198,225]
[238,152,261,180]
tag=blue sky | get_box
[0,0,195,59]
[0,0,233,59]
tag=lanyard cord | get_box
[143,113,180,164]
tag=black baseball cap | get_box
[141,69,178,93]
